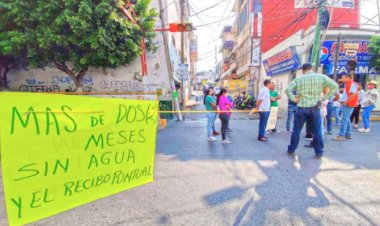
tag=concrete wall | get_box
[5,0,181,102]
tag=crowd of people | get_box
[204,63,378,159]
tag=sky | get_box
[188,0,380,73]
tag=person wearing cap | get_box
[333,74,359,141]
[358,80,378,133]
[285,63,338,159]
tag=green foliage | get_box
[369,35,380,69]
[0,0,158,87]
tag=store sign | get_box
[295,0,354,8]
[190,40,198,62]
[177,64,189,81]
[321,40,378,75]
[251,47,260,66]
[263,46,301,77]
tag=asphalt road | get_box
[1,117,380,226]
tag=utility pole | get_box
[158,0,183,121]
[332,33,342,81]
[215,45,218,83]
[311,0,327,72]
[180,0,186,114]
[377,0,380,31]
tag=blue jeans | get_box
[212,113,217,132]
[362,105,375,129]
[334,107,341,125]
[320,110,325,138]
[339,106,354,137]
[286,105,297,131]
[206,112,215,138]
[259,112,270,138]
[288,107,324,155]
[326,102,334,133]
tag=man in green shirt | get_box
[270,82,281,132]
[285,63,338,159]
[270,83,280,107]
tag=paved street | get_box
[1,116,379,226]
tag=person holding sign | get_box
[285,63,338,159]
[270,82,281,133]
[250,79,272,142]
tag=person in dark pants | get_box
[305,118,314,140]
[285,63,338,159]
[286,90,297,132]
[250,79,272,142]
[217,88,233,144]
[350,84,364,129]
[326,90,340,135]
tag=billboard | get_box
[190,40,198,62]
[223,80,248,97]
[263,46,301,77]
[295,0,354,8]
[320,40,378,75]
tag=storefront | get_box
[320,40,380,110]
[320,40,378,78]
[262,46,301,108]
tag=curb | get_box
[371,116,380,121]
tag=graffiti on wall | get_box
[18,76,95,93]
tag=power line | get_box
[194,15,235,27]
[208,0,235,45]
[190,1,227,17]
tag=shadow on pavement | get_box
[203,157,328,225]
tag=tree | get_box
[369,35,380,69]
[0,0,157,90]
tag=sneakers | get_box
[333,136,346,141]
[208,137,217,142]
[358,128,370,133]
[226,128,232,132]
[221,139,232,144]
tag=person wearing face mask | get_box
[358,81,378,133]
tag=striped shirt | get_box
[285,72,339,108]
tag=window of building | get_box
[238,4,248,35]
[237,38,250,68]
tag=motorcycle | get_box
[234,95,256,110]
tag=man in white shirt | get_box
[251,79,272,141]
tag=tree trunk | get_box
[54,62,88,92]
[0,66,10,91]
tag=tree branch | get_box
[54,61,75,77]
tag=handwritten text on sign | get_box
[0,92,158,226]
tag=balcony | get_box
[222,41,235,50]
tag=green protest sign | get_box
[0,92,158,226]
